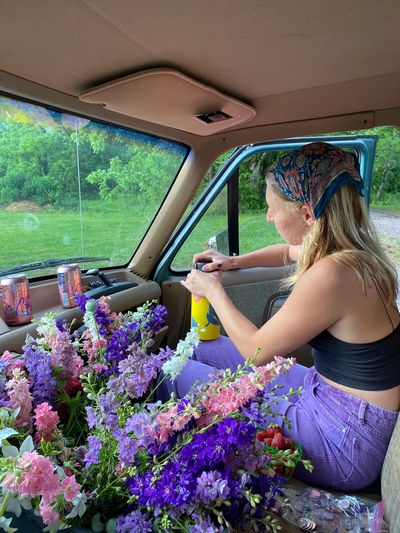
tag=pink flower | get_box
[92,363,108,374]
[3,451,61,504]
[34,402,59,441]
[6,369,33,428]
[1,351,25,376]
[39,500,59,525]
[60,474,81,501]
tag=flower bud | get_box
[85,300,98,313]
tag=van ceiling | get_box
[1,0,400,135]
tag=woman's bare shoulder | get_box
[302,255,352,288]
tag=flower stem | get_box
[0,490,11,517]
[144,373,167,403]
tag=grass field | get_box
[0,201,283,275]
[3,199,397,276]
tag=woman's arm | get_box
[193,244,299,272]
[182,256,343,365]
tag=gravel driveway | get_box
[370,208,400,307]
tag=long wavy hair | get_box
[266,178,398,303]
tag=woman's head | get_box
[266,142,364,220]
[265,184,313,245]
[266,142,398,301]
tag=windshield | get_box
[0,94,188,278]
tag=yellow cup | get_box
[191,294,220,341]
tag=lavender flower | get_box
[190,513,224,532]
[195,471,230,505]
[85,406,99,429]
[116,510,152,533]
[84,435,103,467]
[24,341,56,405]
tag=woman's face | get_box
[265,186,312,245]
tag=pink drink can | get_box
[0,275,33,326]
[57,264,83,308]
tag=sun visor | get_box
[79,68,256,136]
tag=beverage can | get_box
[0,275,33,326]
[57,264,83,308]
[191,261,220,340]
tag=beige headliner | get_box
[1,0,400,276]
[1,0,400,143]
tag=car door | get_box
[155,135,377,350]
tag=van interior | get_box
[1,1,400,531]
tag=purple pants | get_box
[157,336,398,490]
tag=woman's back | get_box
[311,257,400,410]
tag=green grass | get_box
[0,201,153,273]
[172,210,283,269]
[0,201,283,275]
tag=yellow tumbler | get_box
[191,295,220,340]
[190,261,220,341]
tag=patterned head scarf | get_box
[268,142,364,219]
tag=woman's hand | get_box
[180,269,222,299]
[192,249,234,272]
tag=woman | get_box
[159,142,400,490]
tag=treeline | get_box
[0,104,186,209]
[0,100,399,211]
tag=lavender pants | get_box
[157,336,398,491]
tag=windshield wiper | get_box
[0,257,110,277]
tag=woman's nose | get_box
[266,208,274,222]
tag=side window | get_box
[171,149,286,270]
[169,137,383,275]
[171,185,228,269]
[238,151,285,254]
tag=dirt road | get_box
[370,209,400,306]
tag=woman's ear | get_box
[301,204,315,226]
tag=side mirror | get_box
[207,229,229,255]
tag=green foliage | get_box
[86,142,183,203]
[0,97,186,210]
[370,127,400,202]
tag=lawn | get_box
[0,202,282,276]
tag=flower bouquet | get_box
[0,296,312,532]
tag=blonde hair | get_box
[267,178,398,303]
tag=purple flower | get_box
[85,406,99,429]
[195,471,230,505]
[190,513,224,532]
[24,341,56,405]
[75,293,89,313]
[117,435,138,467]
[55,318,66,332]
[84,435,103,467]
[105,330,130,367]
[116,510,152,533]
[146,304,168,334]
[98,391,118,416]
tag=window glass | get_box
[238,151,285,254]
[0,95,188,278]
[171,150,286,270]
[171,185,228,269]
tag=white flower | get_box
[162,328,199,381]
[65,491,87,519]
[35,313,59,344]
[1,489,32,518]
[0,516,17,533]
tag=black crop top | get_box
[309,322,400,391]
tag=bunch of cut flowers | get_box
[0,295,312,533]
